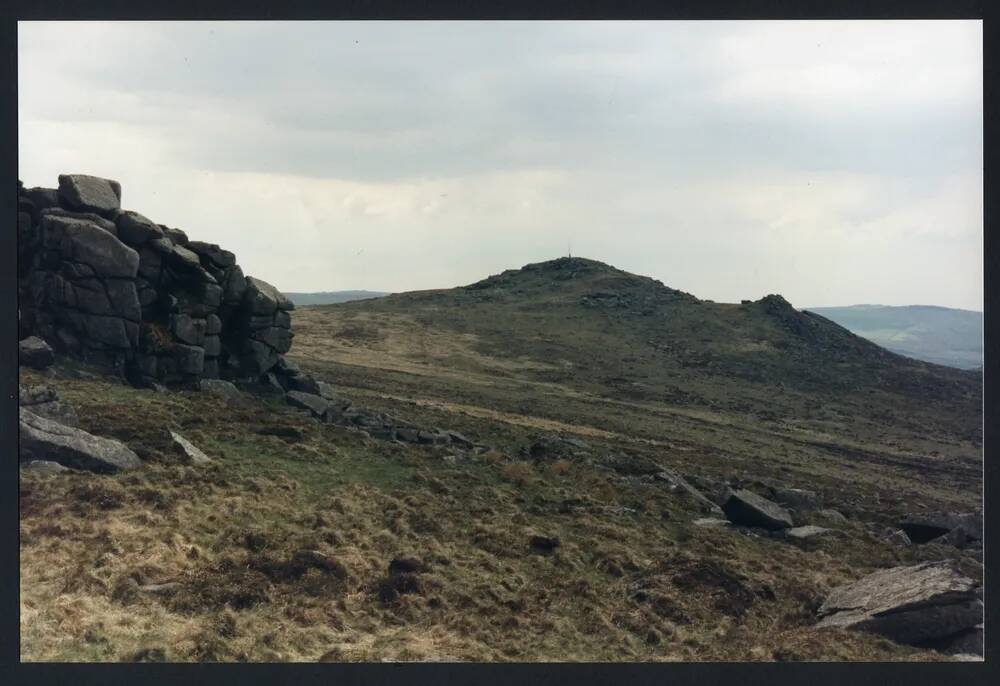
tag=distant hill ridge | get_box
[283,290,389,307]
[805,304,982,370]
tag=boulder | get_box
[22,187,61,219]
[171,314,207,346]
[62,310,134,349]
[116,211,164,247]
[57,174,122,215]
[815,508,848,525]
[899,512,982,546]
[241,339,279,376]
[721,489,793,530]
[286,374,321,395]
[173,344,205,375]
[19,384,79,426]
[772,487,820,511]
[244,276,295,315]
[251,326,293,353]
[19,407,141,473]
[163,227,188,245]
[199,379,247,405]
[202,335,221,357]
[940,624,983,657]
[169,430,212,465]
[187,241,236,268]
[285,390,330,418]
[42,215,139,278]
[815,561,983,645]
[655,469,724,516]
[19,336,55,369]
[205,314,222,335]
[40,207,118,235]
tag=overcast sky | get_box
[19,21,983,309]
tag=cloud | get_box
[18,20,984,309]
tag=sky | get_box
[18,21,983,310]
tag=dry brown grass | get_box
[18,359,970,663]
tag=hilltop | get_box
[295,257,980,444]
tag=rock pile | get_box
[18,174,297,388]
[282,387,478,448]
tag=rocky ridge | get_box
[18,174,297,388]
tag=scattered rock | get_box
[772,487,820,511]
[285,390,330,418]
[815,561,983,645]
[169,430,212,465]
[197,379,246,405]
[899,512,982,546]
[19,407,142,473]
[815,508,848,525]
[19,336,55,369]
[19,384,79,426]
[655,469,725,516]
[693,517,731,528]
[721,488,793,530]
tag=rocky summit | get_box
[18,174,297,388]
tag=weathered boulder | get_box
[40,206,118,235]
[173,344,205,375]
[19,336,55,369]
[721,489,793,530]
[940,624,983,657]
[187,241,236,268]
[169,430,212,465]
[42,214,138,278]
[19,407,141,473]
[244,276,295,315]
[19,384,78,426]
[199,379,247,405]
[655,469,724,516]
[772,487,820,511]
[286,390,329,418]
[899,512,982,546]
[116,211,164,247]
[171,314,207,346]
[58,174,121,215]
[815,562,983,645]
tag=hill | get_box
[804,305,982,370]
[283,290,390,307]
[21,255,983,662]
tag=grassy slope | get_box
[20,258,983,662]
